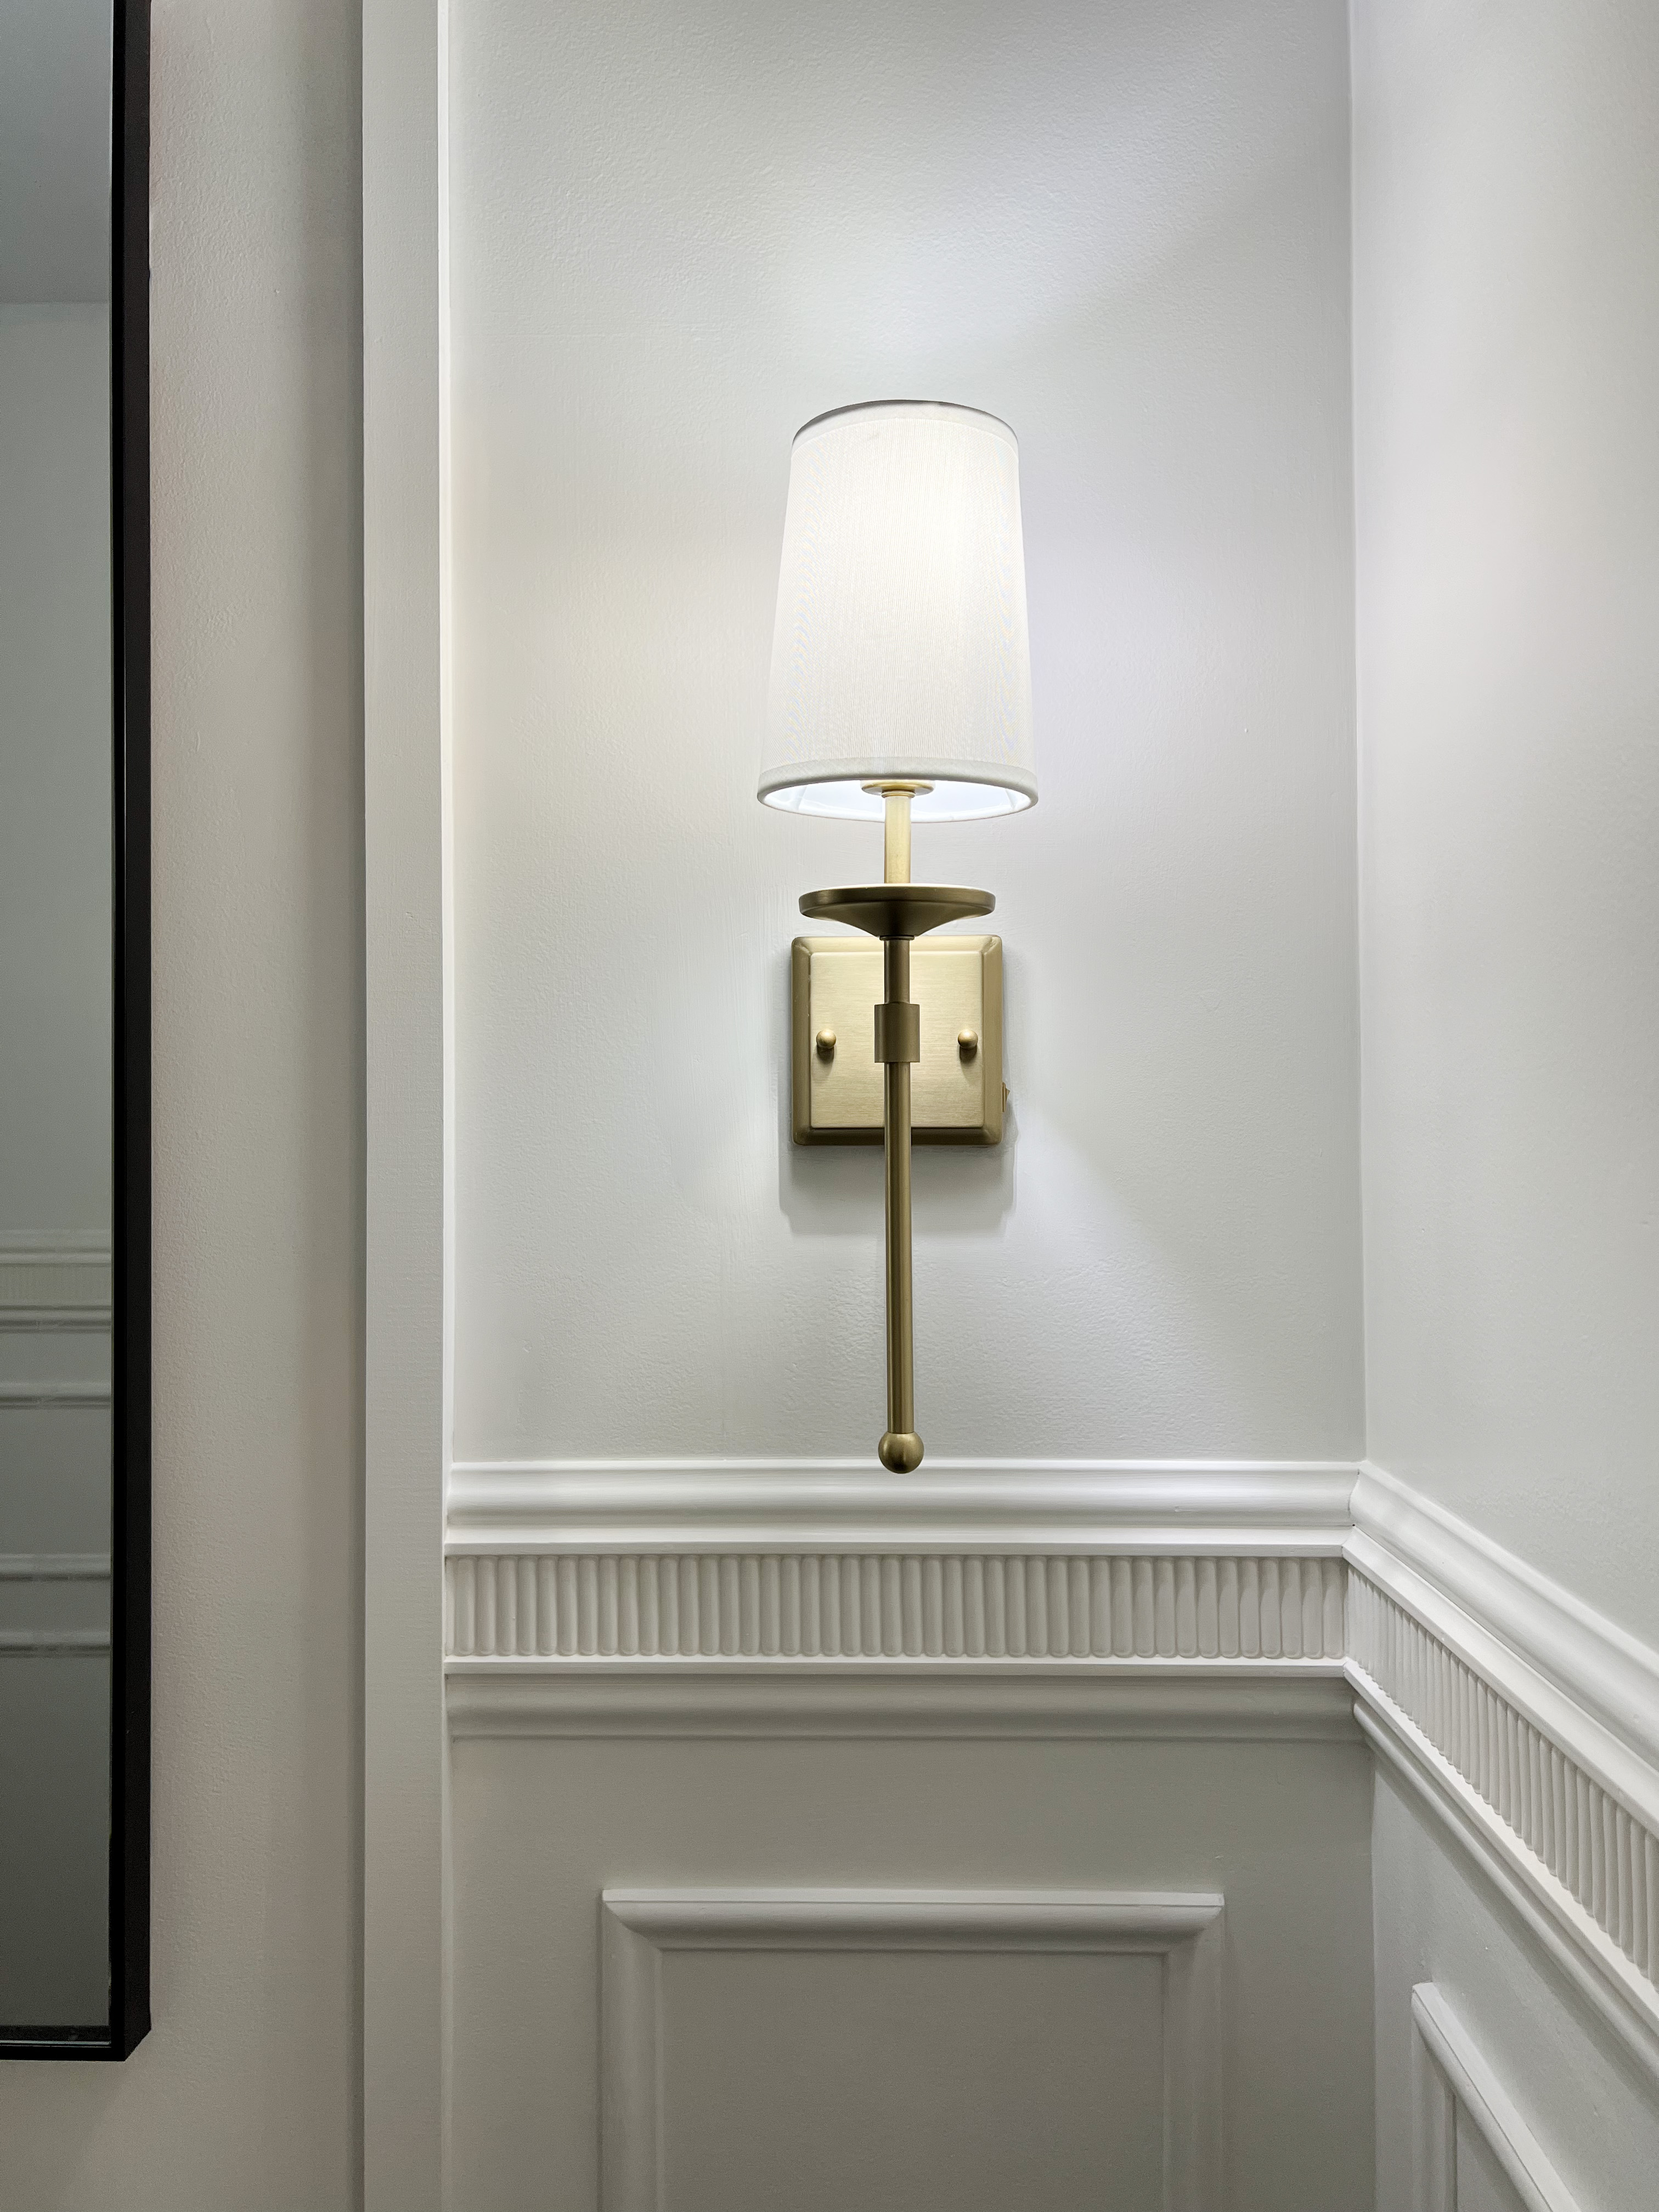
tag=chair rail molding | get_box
[1412,1983,1582,2212]
[447,1459,1351,1674]
[447,1457,1358,1554]
[599,1888,1224,2212]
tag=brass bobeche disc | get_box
[799,883,995,941]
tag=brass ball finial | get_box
[878,1430,924,1473]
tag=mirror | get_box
[0,0,149,2056]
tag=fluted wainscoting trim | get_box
[1350,1573,1659,1991]
[447,1549,1347,1663]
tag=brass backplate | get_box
[791,934,1004,1146]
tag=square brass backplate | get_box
[791,934,1004,1145]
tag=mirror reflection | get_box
[0,0,116,2030]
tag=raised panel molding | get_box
[1412,1983,1581,2212]
[599,1888,1224,2212]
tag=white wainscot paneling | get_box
[600,1888,1223,2212]
[447,1456,1659,2088]
[1347,1468,1659,2076]
[1412,1984,1582,2212]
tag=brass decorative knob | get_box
[957,1028,979,1058]
[816,1028,837,1059]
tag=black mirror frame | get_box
[109,0,153,2062]
[1,0,151,2062]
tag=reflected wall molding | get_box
[0,1239,112,1331]
[0,1552,112,1656]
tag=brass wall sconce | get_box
[758,400,1036,1471]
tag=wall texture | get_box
[0,2,363,2204]
[448,0,1363,1465]
[1353,0,1659,1649]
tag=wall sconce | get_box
[759,400,1036,1471]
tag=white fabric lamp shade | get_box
[759,400,1037,823]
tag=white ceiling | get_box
[0,0,111,303]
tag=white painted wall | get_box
[1353,0,1659,1649]
[448,0,1363,1465]
[1354,2,1659,2197]
[442,7,1374,2204]
[0,0,362,2202]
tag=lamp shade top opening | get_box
[759,399,1037,823]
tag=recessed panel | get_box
[658,1946,1164,2212]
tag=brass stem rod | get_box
[880,936,918,1470]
